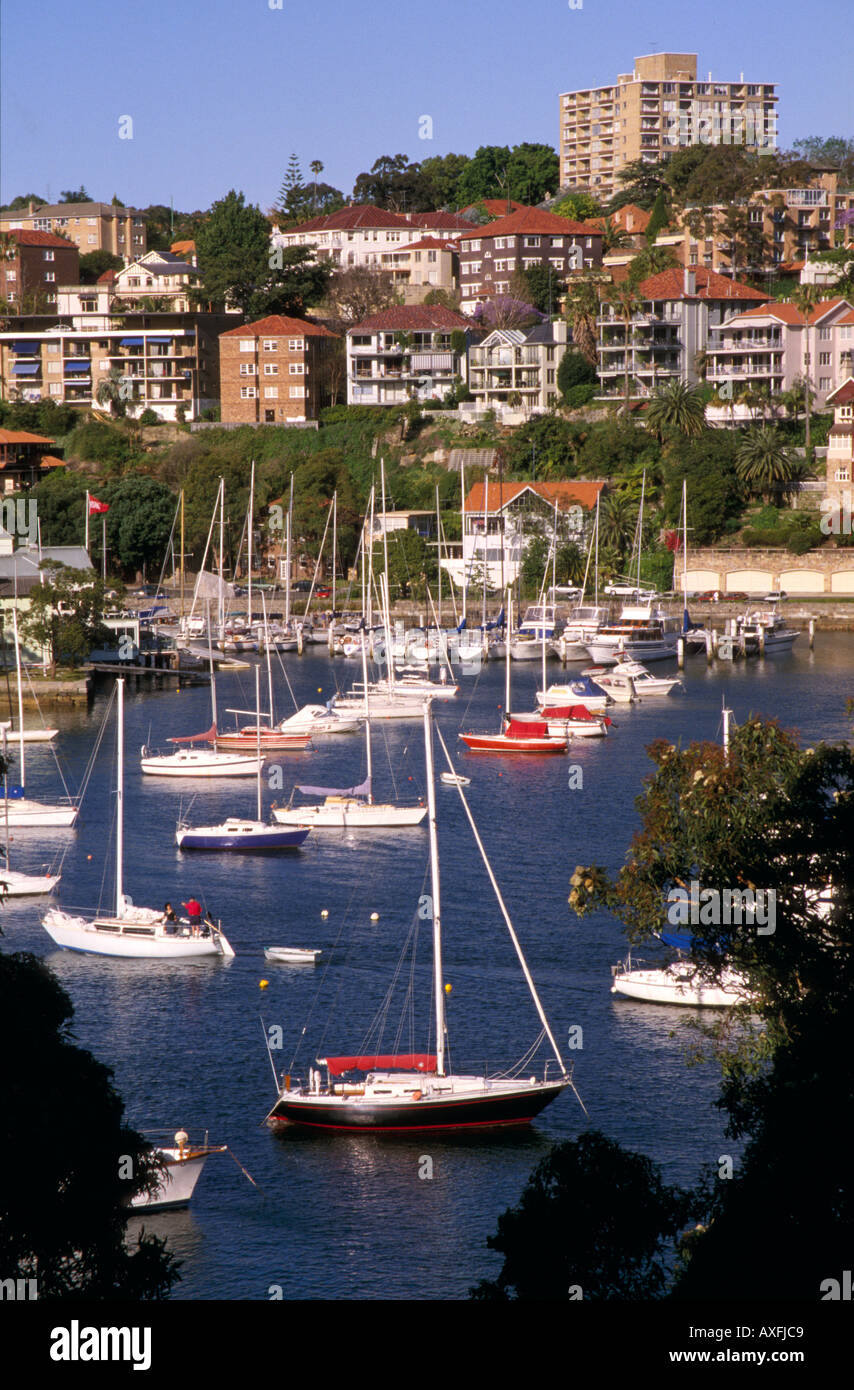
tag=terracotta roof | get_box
[723,296,853,325]
[285,204,413,234]
[464,480,606,513]
[407,212,472,231]
[40,455,66,467]
[220,314,338,339]
[635,267,767,302]
[458,207,598,240]
[97,269,117,283]
[348,306,470,332]
[0,429,55,445]
[827,377,854,405]
[397,237,458,253]
[170,240,196,254]
[590,204,651,235]
[5,229,77,249]
[460,200,528,217]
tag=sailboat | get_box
[0,728,60,895]
[271,629,427,828]
[460,598,569,754]
[141,612,265,778]
[127,1131,227,1211]
[1,608,78,827]
[43,680,236,958]
[176,668,311,852]
[265,702,577,1132]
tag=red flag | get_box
[88,495,109,515]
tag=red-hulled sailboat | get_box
[458,597,568,755]
[264,702,579,1133]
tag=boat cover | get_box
[296,776,371,797]
[506,719,550,738]
[540,704,611,724]
[321,1053,438,1076]
[168,723,217,744]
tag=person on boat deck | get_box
[182,897,202,936]
[162,903,178,934]
[201,910,216,939]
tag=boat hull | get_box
[611,966,751,1008]
[1,799,78,828]
[128,1151,212,1211]
[272,800,427,828]
[42,909,234,958]
[459,733,567,753]
[0,869,60,895]
[269,1080,568,1132]
[176,821,310,851]
[141,751,264,777]
[214,730,311,751]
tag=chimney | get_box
[684,267,696,296]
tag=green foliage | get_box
[64,421,140,473]
[519,263,565,313]
[551,192,603,221]
[471,1132,694,1300]
[31,469,89,546]
[22,567,110,670]
[102,475,176,575]
[504,414,586,477]
[644,380,706,441]
[0,398,77,438]
[195,189,330,318]
[662,431,744,543]
[735,427,805,501]
[0,948,180,1298]
[557,352,596,396]
[562,383,596,409]
[138,409,160,426]
[577,417,658,478]
[372,527,436,599]
[78,250,123,284]
[645,188,670,243]
[505,142,560,204]
[455,146,513,205]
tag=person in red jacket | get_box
[182,897,202,936]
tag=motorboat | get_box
[608,657,683,696]
[276,705,361,736]
[583,602,682,664]
[578,667,636,703]
[537,674,611,712]
[735,609,799,654]
[440,771,471,787]
[128,1132,227,1211]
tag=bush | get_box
[201,405,220,422]
[422,398,444,411]
[563,383,596,410]
[138,408,160,426]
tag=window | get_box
[547,369,555,383]
[87,235,97,244]
[841,326,853,340]
[818,327,831,340]
[427,251,436,263]
[467,261,481,274]
[289,385,305,398]
[47,343,59,353]
[44,271,55,282]
[288,338,304,351]
[43,250,55,261]
[48,362,60,374]
[819,352,831,366]
[239,339,255,352]
[289,362,305,375]
[264,386,279,399]
[263,363,278,375]
[239,363,257,376]
[551,237,564,248]
[88,217,97,225]
[99,359,110,370]
[49,382,62,395]
[523,236,541,248]
[240,385,258,398]
[468,239,481,252]
[523,259,538,269]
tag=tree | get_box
[277,153,304,221]
[22,567,111,672]
[607,284,641,405]
[793,135,854,183]
[662,432,744,543]
[568,716,854,1300]
[791,284,822,455]
[608,159,669,212]
[551,192,603,222]
[598,215,631,255]
[735,427,803,502]
[372,527,436,598]
[598,491,637,564]
[31,469,88,546]
[103,476,176,577]
[96,367,129,419]
[505,143,560,204]
[564,278,604,366]
[0,947,180,1298]
[420,153,472,209]
[472,297,544,331]
[455,146,512,206]
[644,380,705,441]
[351,154,431,213]
[626,244,679,288]
[518,263,565,314]
[320,264,400,325]
[195,190,330,317]
[471,1132,693,1300]
[557,350,597,403]
[59,186,93,203]
[308,160,324,212]
[78,250,124,284]
[645,188,670,244]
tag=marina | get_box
[4,631,851,1297]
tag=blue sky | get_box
[1,0,851,212]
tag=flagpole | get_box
[85,491,89,553]
[102,515,107,584]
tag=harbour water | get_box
[5,634,853,1299]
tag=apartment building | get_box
[706,297,854,407]
[597,266,767,400]
[378,237,459,303]
[559,53,778,201]
[0,230,79,311]
[220,314,339,424]
[458,207,603,315]
[272,205,471,271]
[442,479,606,591]
[0,307,230,420]
[0,201,147,260]
[824,379,854,513]
[346,305,470,406]
[108,250,200,311]
[468,320,569,414]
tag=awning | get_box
[320,1054,437,1076]
[12,342,38,354]
[146,336,172,344]
[120,337,144,346]
[63,361,90,372]
[12,363,40,375]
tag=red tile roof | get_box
[590,204,651,235]
[827,377,854,405]
[460,200,528,218]
[285,204,413,234]
[635,267,768,302]
[220,314,338,339]
[0,429,55,445]
[464,480,606,513]
[348,306,470,332]
[170,240,196,254]
[7,229,77,249]
[40,455,66,468]
[459,206,598,240]
[724,296,853,325]
[407,211,472,231]
[398,237,459,253]
[97,269,117,283]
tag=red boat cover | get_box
[540,704,604,722]
[168,722,217,745]
[506,718,549,738]
[321,1053,438,1076]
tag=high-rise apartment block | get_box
[559,53,778,201]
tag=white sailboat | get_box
[272,629,427,829]
[0,728,60,895]
[128,1131,227,1211]
[266,702,578,1132]
[43,680,236,959]
[1,609,78,828]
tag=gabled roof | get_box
[96,269,117,283]
[220,314,338,339]
[4,229,78,249]
[459,206,597,240]
[170,240,196,255]
[827,377,854,406]
[460,199,528,218]
[406,211,472,231]
[464,480,606,513]
[590,204,651,235]
[396,236,458,253]
[717,296,854,326]
[347,306,470,333]
[284,204,413,234]
[0,429,55,446]
[635,267,767,302]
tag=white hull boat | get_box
[141,747,264,777]
[1,866,60,895]
[42,904,235,958]
[272,798,426,828]
[537,682,611,713]
[264,946,322,964]
[1,799,78,828]
[578,669,636,702]
[277,705,360,736]
[0,722,58,743]
[611,959,751,1007]
[128,1137,226,1211]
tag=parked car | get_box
[316,586,331,600]
[697,590,749,602]
[763,591,788,602]
[291,579,312,593]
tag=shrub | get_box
[138,408,160,426]
[563,383,596,410]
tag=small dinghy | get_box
[264,946,322,964]
[440,771,471,787]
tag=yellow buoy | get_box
[321,909,329,919]
[444,983,452,994]
[370,912,379,922]
[317,687,323,693]
[259,979,269,989]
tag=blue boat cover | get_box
[1,785,25,799]
[297,776,371,798]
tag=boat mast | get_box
[594,491,600,608]
[2,726,10,868]
[206,601,217,728]
[247,459,255,629]
[218,477,225,636]
[12,605,25,790]
[115,678,124,915]
[285,474,293,630]
[505,593,512,720]
[681,478,689,619]
[435,483,442,631]
[262,592,274,724]
[332,490,337,614]
[723,703,732,761]
[255,664,262,823]
[636,469,646,595]
[360,626,373,804]
[180,489,185,621]
[481,474,488,629]
[460,461,467,628]
[422,701,446,1077]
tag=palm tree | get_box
[599,491,637,564]
[644,380,705,441]
[600,216,631,255]
[791,284,821,455]
[564,278,602,365]
[95,367,129,419]
[607,284,641,408]
[735,428,802,502]
[309,160,324,213]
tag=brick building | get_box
[0,201,147,260]
[219,315,340,424]
[458,207,603,314]
[0,230,79,311]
